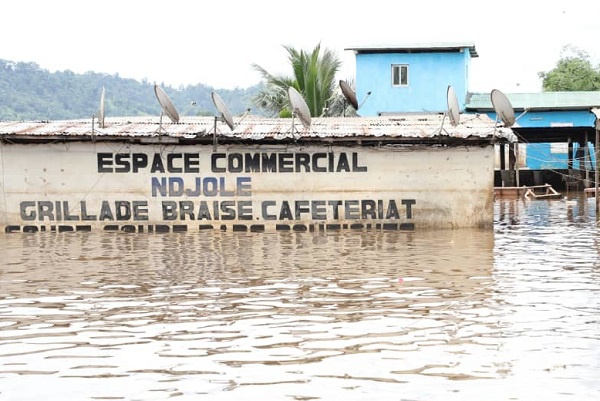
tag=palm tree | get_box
[252,43,343,117]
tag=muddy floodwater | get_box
[0,197,599,400]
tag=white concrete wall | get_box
[0,142,495,232]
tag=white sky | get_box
[2,1,599,93]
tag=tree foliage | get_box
[252,43,346,117]
[0,59,261,121]
[539,45,600,91]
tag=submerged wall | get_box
[0,142,495,233]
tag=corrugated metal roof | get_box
[345,42,478,57]
[0,114,512,143]
[467,91,600,111]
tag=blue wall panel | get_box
[356,51,470,116]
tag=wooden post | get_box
[584,132,591,188]
[515,142,521,187]
[594,128,600,222]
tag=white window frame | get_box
[391,64,409,87]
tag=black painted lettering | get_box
[99,201,115,220]
[198,201,212,220]
[184,153,200,173]
[311,201,326,220]
[81,201,97,221]
[402,199,416,219]
[328,200,342,219]
[294,200,310,219]
[295,153,311,172]
[211,153,226,173]
[336,153,351,172]
[262,201,276,220]
[167,154,183,173]
[245,153,261,172]
[238,201,253,220]
[279,201,293,220]
[312,153,327,172]
[97,153,113,173]
[20,201,36,221]
[38,201,54,221]
[385,200,400,219]
[132,201,148,221]
[344,200,360,219]
[114,154,131,173]
[361,200,377,219]
[352,152,368,172]
[279,153,293,173]
[162,201,177,220]
[228,153,243,173]
[132,154,148,173]
[115,201,132,220]
[262,153,277,172]
[328,152,334,172]
[179,201,195,220]
[150,153,166,173]
[220,201,236,220]
[63,201,79,221]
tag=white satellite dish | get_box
[446,85,460,126]
[154,84,180,123]
[339,80,359,110]
[98,86,106,128]
[211,91,235,130]
[288,86,311,130]
[490,89,515,127]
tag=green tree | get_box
[539,45,600,91]
[252,43,343,117]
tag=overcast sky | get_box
[2,1,599,93]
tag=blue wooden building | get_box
[345,42,600,190]
[345,42,476,116]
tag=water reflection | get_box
[0,198,599,400]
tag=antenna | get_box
[490,89,515,127]
[210,91,234,151]
[339,80,358,110]
[288,86,311,132]
[211,91,235,130]
[91,87,106,134]
[446,85,460,126]
[98,86,106,128]
[154,84,180,135]
[338,80,371,116]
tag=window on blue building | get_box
[392,64,408,86]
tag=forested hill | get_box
[0,59,262,121]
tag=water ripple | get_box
[0,198,598,400]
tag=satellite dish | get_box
[288,87,311,130]
[211,91,234,130]
[446,85,460,126]
[490,89,515,127]
[154,84,180,123]
[98,86,106,128]
[339,80,359,110]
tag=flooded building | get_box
[0,114,511,233]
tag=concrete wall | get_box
[0,142,495,233]
[356,50,470,116]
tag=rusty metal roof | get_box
[0,114,512,143]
